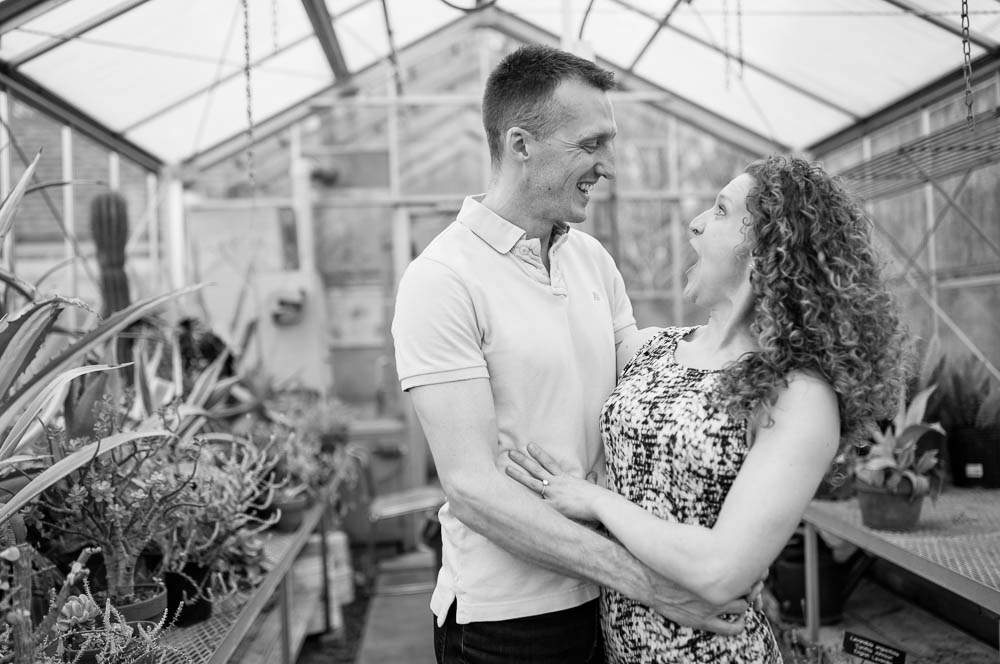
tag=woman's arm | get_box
[508,372,839,605]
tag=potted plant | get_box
[853,386,945,531]
[931,353,1000,488]
[26,399,203,623]
[157,434,280,625]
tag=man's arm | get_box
[410,377,749,634]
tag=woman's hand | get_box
[505,444,608,522]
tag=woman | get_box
[507,156,908,663]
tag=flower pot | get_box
[164,563,213,626]
[947,426,1000,488]
[856,483,924,531]
[61,622,157,664]
[770,539,846,625]
[273,494,312,532]
[114,583,168,624]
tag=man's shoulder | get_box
[564,226,613,259]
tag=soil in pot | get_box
[856,484,924,531]
[164,564,213,626]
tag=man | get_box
[392,45,751,663]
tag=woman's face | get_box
[683,173,756,308]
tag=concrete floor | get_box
[355,551,437,664]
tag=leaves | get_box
[0,149,41,242]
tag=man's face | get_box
[524,78,617,225]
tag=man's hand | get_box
[642,567,749,635]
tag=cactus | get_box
[89,192,130,318]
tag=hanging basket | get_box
[855,482,924,531]
[947,426,1000,488]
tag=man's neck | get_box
[481,184,557,257]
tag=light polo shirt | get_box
[391,195,635,625]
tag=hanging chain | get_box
[272,0,279,53]
[241,0,256,194]
[961,0,975,131]
[736,0,744,78]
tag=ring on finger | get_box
[540,478,549,499]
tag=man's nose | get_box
[596,147,616,181]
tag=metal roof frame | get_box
[9,0,154,67]
[609,0,859,121]
[0,60,161,170]
[0,0,70,33]
[838,106,1000,200]
[301,0,351,81]
[877,0,1000,52]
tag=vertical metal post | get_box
[61,126,76,300]
[804,522,821,644]
[290,122,316,274]
[667,116,683,323]
[477,29,492,191]
[108,151,120,191]
[319,510,332,633]
[146,172,160,291]
[279,575,292,664]
[920,110,939,339]
[166,176,186,289]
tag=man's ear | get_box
[505,126,530,162]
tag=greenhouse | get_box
[0,0,997,662]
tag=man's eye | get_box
[580,143,598,153]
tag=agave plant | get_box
[0,149,199,527]
[854,385,945,499]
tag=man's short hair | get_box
[482,44,615,167]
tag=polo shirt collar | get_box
[458,195,570,254]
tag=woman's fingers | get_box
[504,464,545,494]
[509,448,552,481]
[526,443,563,475]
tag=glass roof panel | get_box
[20,0,317,132]
[128,38,331,163]
[383,0,462,49]
[333,0,389,72]
[0,0,123,61]
[581,0,657,67]
[634,26,851,148]
[496,0,573,39]
[664,0,988,120]
[904,0,1000,40]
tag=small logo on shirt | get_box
[592,291,601,302]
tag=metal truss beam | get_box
[0,63,160,171]
[609,0,858,120]
[878,0,999,52]
[300,0,351,81]
[9,0,154,67]
[0,0,70,33]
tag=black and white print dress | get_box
[599,326,781,664]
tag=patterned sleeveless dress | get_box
[599,326,781,663]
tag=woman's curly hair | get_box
[716,155,911,448]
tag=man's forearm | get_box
[448,469,649,597]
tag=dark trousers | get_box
[434,599,605,664]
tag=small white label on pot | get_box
[966,463,984,479]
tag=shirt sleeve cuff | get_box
[400,366,490,391]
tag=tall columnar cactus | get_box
[90,192,131,318]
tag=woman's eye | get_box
[715,206,726,216]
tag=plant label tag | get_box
[966,463,984,479]
[843,631,906,663]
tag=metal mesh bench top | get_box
[804,488,1000,614]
